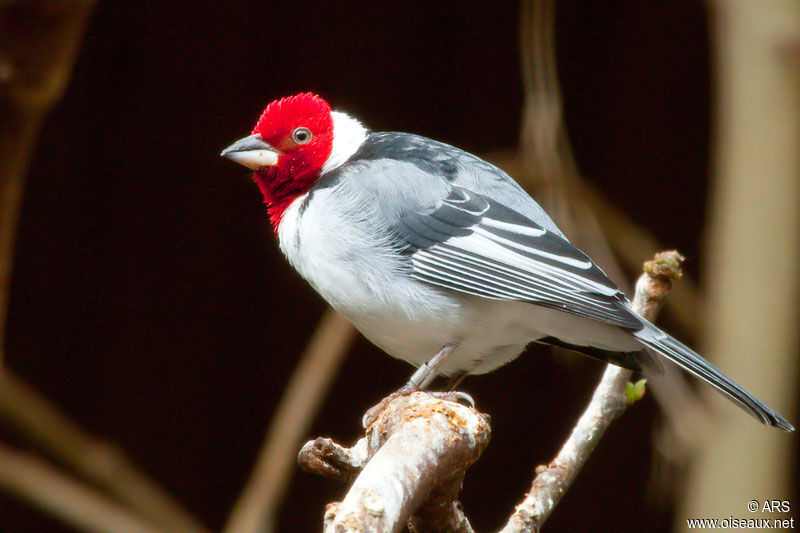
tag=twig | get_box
[0,442,166,533]
[500,250,684,533]
[223,308,356,533]
[0,370,210,533]
[297,436,369,483]
[317,392,488,533]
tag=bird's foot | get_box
[362,384,418,428]
[363,344,461,428]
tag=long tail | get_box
[633,323,794,431]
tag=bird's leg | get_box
[445,370,469,391]
[406,343,457,389]
[362,344,457,428]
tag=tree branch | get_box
[300,252,683,533]
[500,250,684,533]
[300,392,489,533]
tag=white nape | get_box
[321,111,369,175]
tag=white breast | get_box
[277,190,470,366]
[278,189,450,317]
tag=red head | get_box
[221,93,335,227]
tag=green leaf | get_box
[625,378,647,405]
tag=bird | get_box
[221,92,793,431]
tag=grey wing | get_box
[395,186,644,330]
[350,132,568,239]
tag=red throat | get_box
[253,167,318,228]
[250,93,334,230]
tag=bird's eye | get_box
[292,127,312,144]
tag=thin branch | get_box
[0,442,166,533]
[315,392,489,533]
[223,308,356,533]
[0,370,210,533]
[500,251,685,533]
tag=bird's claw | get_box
[428,390,475,408]
[361,385,417,428]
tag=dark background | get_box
[3,1,792,532]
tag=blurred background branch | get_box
[0,442,165,533]
[0,0,95,362]
[0,371,209,533]
[679,0,800,527]
[1,2,210,532]
[223,309,355,533]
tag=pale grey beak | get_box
[220,134,280,170]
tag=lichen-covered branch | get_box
[300,392,489,533]
[499,251,684,533]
